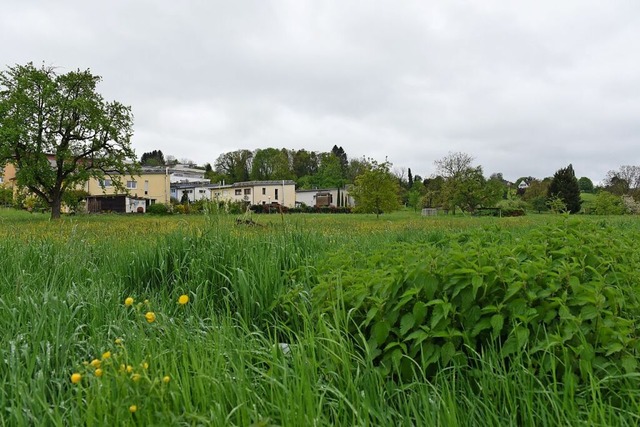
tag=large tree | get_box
[548,164,582,214]
[250,148,293,181]
[351,160,401,218]
[214,149,252,183]
[434,151,500,213]
[0,63,137,219]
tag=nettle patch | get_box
[313,219,640,383]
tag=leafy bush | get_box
[147,203,171,215]
[0,187,13,207]
[593,192,626,215]
[313,219,640,383]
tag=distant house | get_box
[518,181,529,190]
[167,165,206,183]
[84,166,172,206]
[171,181,213,203]
[295,187,354,208]
[211,180,296,208]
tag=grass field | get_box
[1,208,639,425]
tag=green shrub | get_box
[0,187,13,207]
[313,219,640,382]
[147,203,171,215]
[593,192,626,215]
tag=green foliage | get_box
[351,160,401,218]
[0,186,12,206]
[62,189,90,213]
[433,152,501,213]
[0,62,138,219]
[530,196,548,213]
[548,164,582,214]
[147,203,171,215]
[593,191,626,215]
[1,213,640,424]
[214,149,252,183]
[578,176,594,193]
[140,150,165,166]
[250,148,293,181]
[314,220,640,383]
[546,196,567,214]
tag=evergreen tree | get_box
[140,150,165,166]
[331,145,348,174]
[548,164,582,213]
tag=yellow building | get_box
[84,167,171,205]
[0,163,17,187]
[211,180,297,208]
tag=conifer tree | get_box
[548,164,582,213]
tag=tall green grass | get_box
[0,211,639,425]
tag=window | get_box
[144,180,149,195]
[274,189,279,200]
[126,180,137,189]
[262,188,266,195]
[199,190,206,194]
[244,188,251,195]
[100,179,112,187]
[235,189,242,195]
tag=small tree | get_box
[548,164,582,214]
[0,63,137,219]
[578,176,594,193]
[351,160,401,218]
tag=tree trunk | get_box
[51,193,62,219]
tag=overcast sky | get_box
[2,1,639,182]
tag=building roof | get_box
[170,181,215,189]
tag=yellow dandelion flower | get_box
[124,297,134,306]
[132,373,141,382]
[141,362,149,370]
[95,368,103,377]
[115,338,123,345]
[162,375,170,383]
[90,359,101,368]
[129,405,137,413]
[178,294,189,305]
[145,312,156,323]
[71,373,82,384]
[102,351,111,360]
[126,365,133,373]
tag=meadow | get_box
[1,208,639,426]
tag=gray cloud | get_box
[2,0,639,182]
